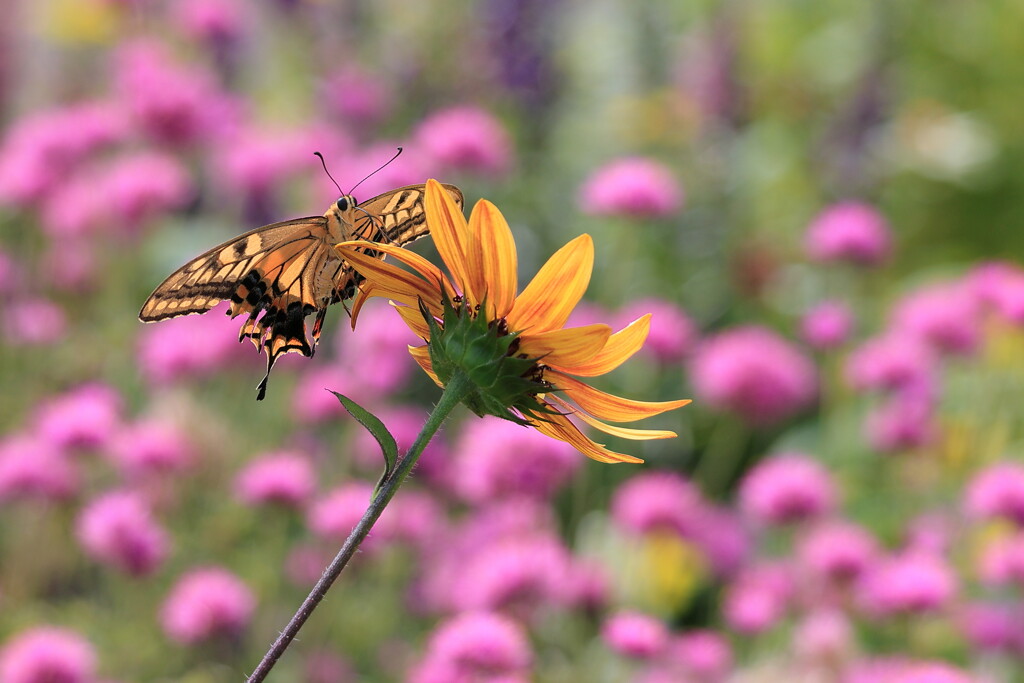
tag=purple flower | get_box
[601,611,668,659]
[100,152,192,231]
[722,562,793,634]
[409,612,532,683]
[415,106,512,176]
[797,520,878,582]
[160,567,255,644]
[668,630,732,681]
[5,298,66,345]
[108,419,193,478]
[0,435,78,502]
[452,416,579,504]
[801,300,853,350]
[964,463,1024,525]
[690,326,817,425]
[890,281,981,355]
[0,626,97,683]
[76,490,170,576]
[234,451,315,508]
[804,201,891,266]
[857,551,957,616]
[865,392,936,452]
[845,333,936,394]
[611,471,705,537]
[616,298,697,362]
[739,453,837,524]
[34,383,121,451]
[579,157,683,218]
[958,602,1024,653]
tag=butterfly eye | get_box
[336,197,350,212]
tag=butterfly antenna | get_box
[348,147,403,196]
[314,151,344,196]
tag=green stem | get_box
[246,371,473,683]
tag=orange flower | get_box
[335,180,690,463]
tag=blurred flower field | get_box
[3,0,1024,681]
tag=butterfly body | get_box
[140,183,464,399]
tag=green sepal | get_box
[330,391,398,494]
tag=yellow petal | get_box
[507,234,593,334]
[392,301,432,340]
[517,324,612,367]
[552,314,651,377]
[472,199,517,319]
[336,241,452,296]
[528,409,643,464]
[549,395,678,441]
[548,370,691,422]
[408,345,442,387]
[425,179,478,304]
[335,244,445,317]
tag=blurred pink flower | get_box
[690,326,817,425]
[562,561,609,612]
[683,506,750,576]
[291,366,353,424]
[41,240,99,292]
[379,489,444,550]
[408,612,532,683]
[76,490,170,576]
[801,300,853,350]
[213,124,312,198]
[304,650,357,683]
[891,662,982,683]
[308,483,377,546]
[739,453,837,524]
[349,405,450,487]
[160,567,255,644]
[967,261,1024,324]
[722,562,793,634]
[108,419,193,478]
[101,152,192,231]
[977,533,1024,587]
[793,610,853,664]
[452,416,580,504]
[0,435,78,502]
[804,201,891,266]
[616,297,697,362]
[284,543,332,587]
[668,630,733,681]
[416,106,512,176]
[334,300,421,396]
[6,298,67,345]
[579,157,683,218]
[865,392,936,452]
[0,248,22,294]
[316,141,430,203]
[964,463,1024,525]
[602,611,668,659]
[40,174,110,239]
[845,333,936,394]
[34,383,122,451]
[958,602,1024,653]
[0,626,97,683]
[611,471,705,537]
[857,551,957,616]
[234,451,315,508]
[891,282,981,355]
[174,0,245,44]
[322,66,394,126]
[797,520,878,582]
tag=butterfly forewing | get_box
[139,183,463,400]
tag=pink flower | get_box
[616,298,697,362]
[579,157,683,218]
[409,612,532,683]
[160,567,255,644]
[690,326,817,425]
[891,282,981,355]
[977,533,1024,587]
[739,453,837,524]
[40,240,99,292]
[76,490,170,575]
[602,611,668,659]
[234,451,315,508]
[797,520,878,582]
[857,551,957,616]
[722,563,793,634]
[611,471,705,537]
[958,602,1024,653]
[212,124,312,198]
[865,392,936,452]
[5,298,66,345]
[291,366,353,424]
[307,483,376,545]
[108,419,193,478]
[801,300,853,350]
[967,261,1024,324]
[174,0,245,44]
[0,626,97,683]
[34,383,122,450]
[322,66,393,126]
[416,106,512,176]
[964,463,1024,525]
[792,610,852,663]
[668,630,732,681]
[892,662,982,683]
[845,333,936,394]
[452,417,579,504]
[100,152,192,231]
[39,174,109,239]
[0,435,78,502]
[335,300,422,396]
[804,201,891,266]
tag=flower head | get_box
[804,201,891,266]
[579,157,684,218]
[160,567,255,644]
[336,180,689,463]
[0,627,97,683]
[76,490,170,576]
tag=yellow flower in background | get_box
[335,180,689,463]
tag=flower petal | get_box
[506,234,594,334]
[548,370,691,421]
[392,301,432,340]
[425,179,479,304]
[528,408,643,464]
[408,344,442,387]
[551,314,651,377]
[518,324,612,367]
[472,199,517,319]
[335,243,446,317]
[549,395,678,440]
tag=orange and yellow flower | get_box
[335,180,690,463]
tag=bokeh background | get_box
[3,0,1024,681]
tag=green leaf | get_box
[330,391,398,493]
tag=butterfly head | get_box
[335,195,357,213]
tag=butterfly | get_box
[140,182,465,400]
